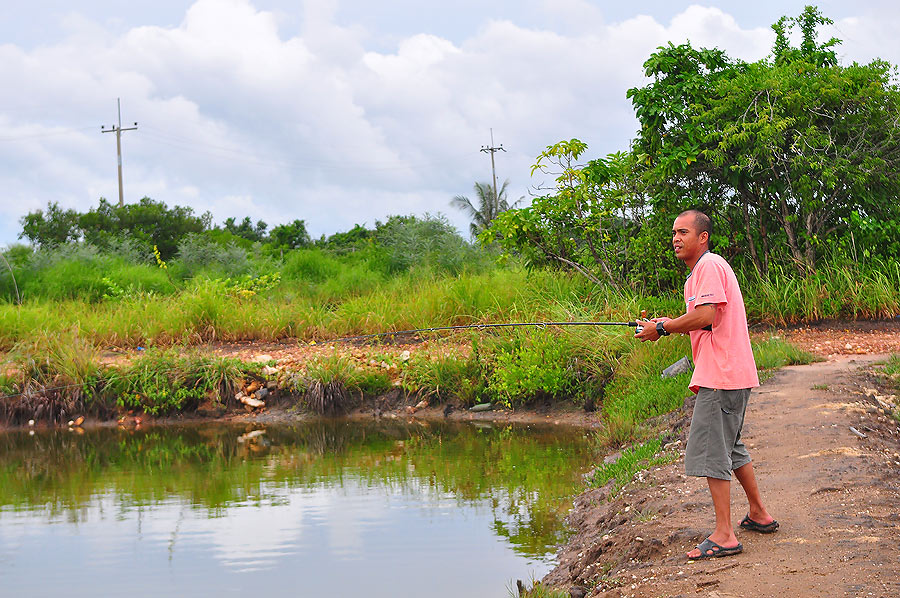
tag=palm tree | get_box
[450,180,516,238]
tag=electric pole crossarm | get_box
[479,128,506,205]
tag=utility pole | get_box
[101,98,138,207]
[480,128,505,204]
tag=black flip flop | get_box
[740,514,779,533]
[689,538,743,560]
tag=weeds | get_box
[401,352,479,404]
[111,348,261,415]
[588,437,674,497]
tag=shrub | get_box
[282,249,342,283]
[483,330,577,407]
[401,353,480,404]
[173,233,252,278]
[375,214,479,275]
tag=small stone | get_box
[253,354,274,363]
[415,399,428,410]
[262,365,279,376]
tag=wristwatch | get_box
[656,321,670,336]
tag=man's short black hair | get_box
[678,209,712,238]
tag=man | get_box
[634,209,778,560]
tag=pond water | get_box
[0,420,595,598]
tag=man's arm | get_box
[633,304,716,342]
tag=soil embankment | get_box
[544,354,900,598]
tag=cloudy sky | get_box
[1,1,898,247]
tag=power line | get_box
[139,124,479,173]
[101,98,138,207]
[0,126,96,142]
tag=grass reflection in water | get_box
[1,420,595,559]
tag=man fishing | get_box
[634,209,778,559]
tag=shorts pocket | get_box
[719,390,744,415]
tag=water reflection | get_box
[0,421,593,597]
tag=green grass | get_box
[304,353,392,395]
[885,354,900,377]
[752,335,819,381]
[401,352,479,404]
[588,436,675,497]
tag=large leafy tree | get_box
[223,216,268,243]
[450,180,514,238]
[269,219,311,250]
[78,197,211,259]
[629,5,900,274]
[19,202,81,247]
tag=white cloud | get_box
[1,1,897,248]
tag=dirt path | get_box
[547,355,900,598]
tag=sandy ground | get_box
[543,353,900,598]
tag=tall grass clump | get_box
[302,354,394,415]
[885,354,900,378]
[743,261,900,324]
[401,351,480,404]
[600,335,693,433]
[1,329,108,424]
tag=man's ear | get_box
[700,231,710,245]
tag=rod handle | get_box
[635,309,648,334]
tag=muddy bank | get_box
[539,355,900,598]
[0,387,603,432]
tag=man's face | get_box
[672,214,707,264]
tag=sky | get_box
[2,1,899,247]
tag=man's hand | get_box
[634,317,670,342]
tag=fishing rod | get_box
[316,314,648,344]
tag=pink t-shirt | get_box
[684,252,759,393]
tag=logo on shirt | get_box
[687,295,696,302]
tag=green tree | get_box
[79,197,211,259]
[450,180,516,238]
[18,202,81,247]
[223,216,268,243]
[485,141,653,287]
[269,219,312,250]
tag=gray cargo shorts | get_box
[684,387,752,480]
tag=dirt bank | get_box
[542,354,900,598]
